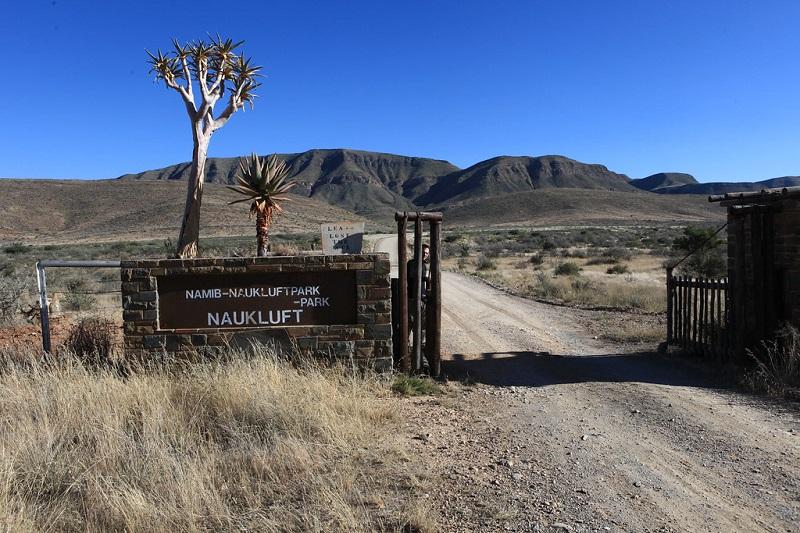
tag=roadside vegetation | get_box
[743,324,800,399]
[441,225,729,345]
[0,345,433,532]
[443,225,707,314]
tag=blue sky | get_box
[1,0,798,182]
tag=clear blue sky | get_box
[1,0,798,182]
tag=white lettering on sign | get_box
[297,297,330,307]
[320,221,365,255]
[207,309,304,327]
[186,288,222,299]
[186,286,323,299]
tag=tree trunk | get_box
[176,128,210,258]
[256,207,271,257]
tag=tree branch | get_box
[165,78,197,118]
[211,95,240,132]
[179,55,194,101]
[198,59,210,101]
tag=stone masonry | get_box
[120,254,392,371]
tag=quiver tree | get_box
[228,154,295,256]
[147,36,262,258]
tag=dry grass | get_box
[598,320,665,344]
[0,347,434,532]
[743,325,800,398]
[450,252,667,313]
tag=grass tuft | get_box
[391,375,442,396]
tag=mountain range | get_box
[119,149,800,217]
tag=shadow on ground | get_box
[443,351,729,390]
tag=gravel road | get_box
[403,272,799,532]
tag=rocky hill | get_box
[120,150,638,215]
[644,176,800,195]
[119,149,459,217]
[630,172,699,192]
[418,155,635,205]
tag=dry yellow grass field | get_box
[0,348,433,532]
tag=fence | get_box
[666,268,730,358]
[35,260,122,352]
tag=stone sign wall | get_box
[120,254,392,370]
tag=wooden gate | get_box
[666,269,730,358]
[393,211,442,377]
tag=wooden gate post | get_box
[412,216,424,372]
[427,219,442,377]
[397,215,410,372]
[666,267,673,344]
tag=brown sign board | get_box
[157,271,357,330]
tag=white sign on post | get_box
[320,222,365,255]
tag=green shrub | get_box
[606,264,631,275]
[476,254,496,271]
[671,225,726,278]
[554,262,581,276]
[529,253,544,266]
[2,242,27,255]
[391,375,441,396]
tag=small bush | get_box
[63,317,118,367]
[271,242,300,256]
[554,262,581,276]
[607,264,631,275]
[63,278,96,311]
[476,254,496,271]
[391,375,442,396]
[0,275,27,323]
[530,272,568,301]
[2,242,28,254]
[604,247,632,262]
[457,257,469,270]
[529,253,544,266]
[743,325,800,397]
[542,240,556,252]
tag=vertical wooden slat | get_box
[751,210,763,345]
[666,268,674,343]
[412,217,423,372]
[426,220,442,378]
[677,276,682,348]
[710,279,717,357]
[397,215,409,372]
[701,278,711,357]
[692,278,699,353]
[683,276,688,348]
[681,276,689,351]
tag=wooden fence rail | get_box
[666,268,730,358]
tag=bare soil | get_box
[402,272,799,532]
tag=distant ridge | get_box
[640,176,800,195]
[120,150,637,215]
[418,155,635,205]
[119,149,459,217]
[116,147,799,217]
[630,173,698,192]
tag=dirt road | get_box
[404,272,799,532]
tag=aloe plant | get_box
[228,154,296,256]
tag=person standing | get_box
[407,243,430,370]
